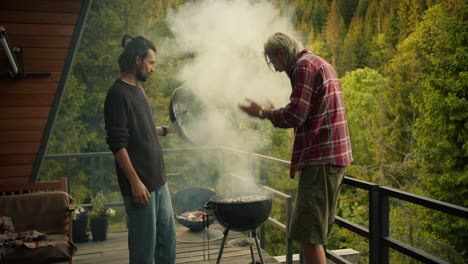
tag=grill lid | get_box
[169,87,213,146]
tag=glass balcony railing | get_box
[43,147,468,264]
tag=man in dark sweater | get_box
[104,34,175,264]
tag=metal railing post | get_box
[220,149,231,193]
[369,184,389,264]
[98,157,104,193]
[250,153,258,186]
[258,158,266,249]
[369,184,379,264]
[286,195,293,264]
[66,158,71,193]
[90,157,96,193]
[99,156,103,193]
[379,189,390,264]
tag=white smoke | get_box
[163,0,300,193]
[164,0,300,148]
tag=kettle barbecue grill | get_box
[205,192,272,264]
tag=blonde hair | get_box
[263,32,303,68]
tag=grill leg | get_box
[249,231,256,264]
[216,229,229,264]
[252,229,265,264]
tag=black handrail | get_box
[380,186,468,218]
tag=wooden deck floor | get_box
[67,224,280,264]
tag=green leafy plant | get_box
[89,192,116,218]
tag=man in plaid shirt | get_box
[240,32,353,264]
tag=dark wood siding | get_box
[0,0,90,185]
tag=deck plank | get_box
[66,224,280,264]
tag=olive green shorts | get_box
[289,164,346,245]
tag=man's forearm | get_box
[114,148,150,204]
[114,148,140,186]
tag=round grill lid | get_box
[169,87,212,146]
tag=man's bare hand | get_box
[265,100,275,111]
[238,98,262,118]
[131,180,150,205]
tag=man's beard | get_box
[136,65,148,82]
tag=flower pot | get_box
[90,216,108,241]
[72,215,89,243]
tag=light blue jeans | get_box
[123,184,176,264]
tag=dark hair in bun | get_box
[118,34,157,73]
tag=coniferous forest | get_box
[40,0,467,263]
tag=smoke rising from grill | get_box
[165,0,298,148]
[163,0,300,193]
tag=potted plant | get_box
[72,196,92,243]
[89,192,116,241]
[72,206,89,243]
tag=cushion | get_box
[0,191,74,235]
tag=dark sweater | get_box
[104,79,166,196]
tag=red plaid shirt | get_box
[264,49,353,178]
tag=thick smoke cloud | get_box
[165,0,300,150]
[164,0,300,193]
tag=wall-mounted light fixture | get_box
[0,25,20,76]
[0,25,50,79]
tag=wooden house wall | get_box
[0,0,90,185]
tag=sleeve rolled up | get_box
[106,126,129,154]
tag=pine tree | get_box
[325,0,346,73]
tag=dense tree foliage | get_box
[40,0,467,262]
